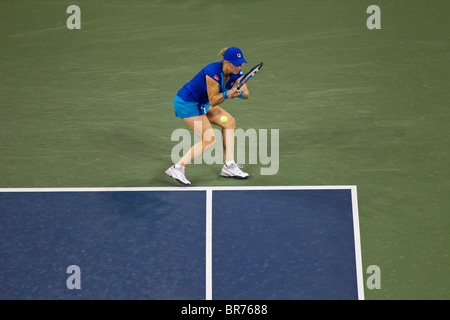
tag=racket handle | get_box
[237,79,248,90]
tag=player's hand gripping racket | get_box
[236,62,263,90]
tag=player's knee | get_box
[225,116,236,129]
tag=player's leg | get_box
[207,106,249,179]
[165,115,215,185]
[178,114,216,166]
[206,105,235,162]
[167,97,218,185]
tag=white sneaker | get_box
[221,162,249,179]
[165,165,191,186]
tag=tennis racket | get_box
[236,62,263,90]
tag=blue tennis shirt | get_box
[177,62,244,105]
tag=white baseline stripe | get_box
[0,185,357,193]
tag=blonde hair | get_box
[218,47,228,59]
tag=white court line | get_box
[0,185,358,192]
[205,189,213,300]
[351,186,365,300]
[0,185,364,300]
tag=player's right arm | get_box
[236,75,249,100]
[206,75,241,106]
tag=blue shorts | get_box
[174,95,210,118]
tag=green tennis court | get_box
[1,0,449,299]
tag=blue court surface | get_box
[0,186,363,300]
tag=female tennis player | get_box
[165,47,250,186]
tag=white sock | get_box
[174,164,185,171]
[225,160,235,167]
